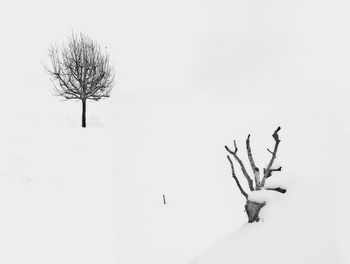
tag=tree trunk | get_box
[82,99,86,128]
[245,200,265,223]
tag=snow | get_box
[192,178,342,264]
[0,112,118,264]
[1,0,350,263]
[263,173,290,190]
[192,114,349,263]
[247,189,283,204]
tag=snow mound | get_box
[247,189,284,204]
[192,175,341,264]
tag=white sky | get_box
[0,0,347,132]
[0,0,349,102]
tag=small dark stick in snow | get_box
[163,194,166,205]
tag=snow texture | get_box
[247,189,283,204]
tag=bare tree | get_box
[45,32,115,127]
[225,127,285,223]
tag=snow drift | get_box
[192,111,348,264]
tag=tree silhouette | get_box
[45,32,115,127]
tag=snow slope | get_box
[0,107,118,264]
[2,88,348,264]
[192,166,344,264]
[110,91,349,264]
[190,99,349,264]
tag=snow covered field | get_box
[0,91,348,264]
[1,0,350,263]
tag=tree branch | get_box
[264,166,282,178]
[225,141,254,191]
[45,32,114,103]
[265,187,286,193]
[261,127,281,186]
[226,156,248,199]
[246,134,261,190]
